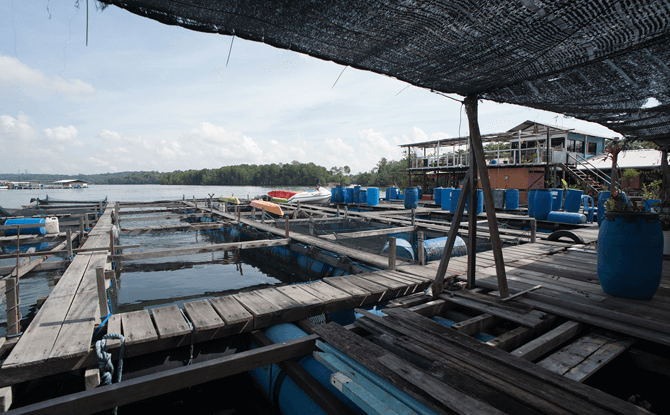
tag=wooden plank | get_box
[537,333,629,377]
[324,276,384,305]
[319,226,416,241]
[439,292,548,328]
[381,353,506,415]
[182,300,225,332]
[5,335,318,415]
[512,321,583,361]
[451,314,500,336]
[151,305,191,338]
[563,338,634,382]
[106,314,123,348]
[233,291,284,329]
[121,310,158,345]
[114,238,290,261]
[297,281,353,313]
[378,308,645,415]
[208,295,254,334]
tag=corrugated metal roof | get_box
[577,149,668,170]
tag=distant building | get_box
[400,121,611,202]
[53,179,88,188]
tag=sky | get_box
[0,1,623,176]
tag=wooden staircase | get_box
[560,154,623,195]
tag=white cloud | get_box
[0,55,95,98]
[43,125,84,147]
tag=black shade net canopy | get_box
[101,0,670,148]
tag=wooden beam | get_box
[0,244,138,260]
[113,239,290,261]
[511,321,582,361]
[84,369,100,391]
[7,335,318,415]
[319,226,415,241]
[464,94,509,298]
[432,169,471,297]
[0,386,12,412]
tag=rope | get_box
[96,333,125,386]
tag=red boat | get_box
[268,190,297,199]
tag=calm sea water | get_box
[0,184,321,336]
[0,184,318,209]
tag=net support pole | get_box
[467,138,477,289]
[464,95,509,298]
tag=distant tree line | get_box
[2,157,411,187]
[160,162,351,186]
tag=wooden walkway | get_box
[2,211,113,369]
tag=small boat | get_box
[250,199,284,216]
[219,196,240,204]
[288,186,331,204]
[268,190,297,199]
[271,197,289,204]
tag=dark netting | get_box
[102,0,670,147]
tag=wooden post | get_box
[66,229,73,257]
[84,212,90,230]
[80,215,85,235]
[530,218,537,243]
[463,95,509,298]
[5,277,19,336]
[285,217,290,238]
[98,202,103,216]
[183,194,185,200]
[252,207,256,221]
[297,200,301,211]
[344,205,348,220]
[467,138,478,290]
[261,208,265,224]
[411,208,416,227]
[223,202,227,213]
[388,237,396,270]
[417,231,425,266]
[109,229,115,255]
[237,206,241,224]
[433,169,471,297]
[96,268,108,317]
[309,216,314,236]
[209,195,214,214]
[336,205,340,216]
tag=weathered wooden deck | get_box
[1,199,668,414]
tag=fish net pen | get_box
[271,216,413,259]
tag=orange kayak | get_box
[250,199,284,216]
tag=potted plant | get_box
[597,143,664,300]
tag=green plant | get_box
[604,191,641,212]
[642,179,662,200]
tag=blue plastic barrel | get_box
[359,190,367,204]
[382,237,415,260]
[440,188,453,211]
[386,187,399,200]
[505,189,519,210]
[533,189,553,220]
[527,189,537,218]
[450,189,462,213]
[3,218,46,235]
[434,187,443,205]
[330,188,336,203]
[345,188,354,204]
[404,188,419,209]
[564,189,583,212]
[249,324,361,415]
[546,211,586,224]
[338,186,346,203]
[551,188,563,212]
[414,236,467,262]
[466,189,484,215]
[367,187,379,206]
[353,186,361,204]
[297,255,332,275]
[598,212,663,299]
